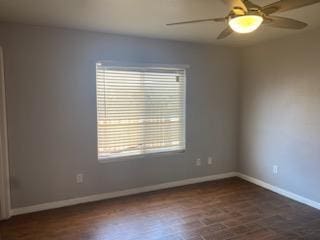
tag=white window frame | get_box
[96,61,188,163]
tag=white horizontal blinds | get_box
[96,63,186,159]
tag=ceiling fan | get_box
[166,0,320,39]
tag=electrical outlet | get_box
[76,173,83,184]
[196,158,201,166]
[273,165,278,174]
[208,157,213,165]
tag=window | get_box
[96,63,186,160]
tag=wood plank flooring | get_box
[1,177,320,240]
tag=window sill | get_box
[98,149,186,164]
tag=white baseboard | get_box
[11,172,237,216]
[12,172,319,217]
[237,173,320,210]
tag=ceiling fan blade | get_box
[264,16,308,29]
[262,6,279,15]
[242,0,261,9]
[212,18,227,22]
[222,0,248,12]
[166,18,225,26]
[217,27,233,40]
[262,0,320,14]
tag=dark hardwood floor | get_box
[1,177,320,240]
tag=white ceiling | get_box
[1,0,320,46]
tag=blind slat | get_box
[96,64,186,159]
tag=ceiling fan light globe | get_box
[229,15,263,33]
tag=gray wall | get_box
[0,23,240,208]
[239,28,320,203]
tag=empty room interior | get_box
[1,0,320,239]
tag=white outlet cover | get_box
[196,158,201,166]
[273,165,278,174]
[76,173,83,183]
[208,157,213,165]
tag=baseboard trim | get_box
[237,173,320,210]
[10,172,320,216]
[11,172,237,216]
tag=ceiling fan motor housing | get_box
[230,7,262,18]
